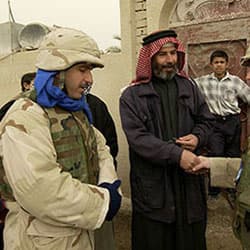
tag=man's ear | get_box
[225,61,229,70]
[54,73,60,80]
[53,72,65,90]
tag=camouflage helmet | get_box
[35,27,104,71]
[241,45,250,67]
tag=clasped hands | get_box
[176,134,210,175]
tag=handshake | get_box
[180,149,210,175]
[176,134,210,174]
[99,180,122,221]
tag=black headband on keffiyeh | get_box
[142,30,177,46]
[131,30,186,85]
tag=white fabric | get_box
[195,72,250,116]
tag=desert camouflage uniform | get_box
[0,96,118,250]
[233,137,250,250]
[209,157,241,189]
[209,156,250,250]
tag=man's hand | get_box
[189,156,210,175]
[176,134,198,152]
[180,149,201,171]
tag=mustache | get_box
[161,63,175,68]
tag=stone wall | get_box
[135,0,147,53]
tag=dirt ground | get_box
[114,195,242,250]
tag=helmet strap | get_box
[57,71,65,90]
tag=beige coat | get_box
[0,98,119,250]
[209,157,241,188]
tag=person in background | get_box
[195,50,250,196]
[0,72,36,121]
[119,29,214,250]
[0,27,121,250]
[20,72,36,92]
[82,86,119,250]
[86,93,118,169]
[195,50,250,158]
[192,45,250,250]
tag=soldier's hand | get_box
[176,134,198,152]
[191,156,210,174]
[99,180,122,221]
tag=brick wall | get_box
[135,0,147,53]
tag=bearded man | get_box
[119,30,214,250]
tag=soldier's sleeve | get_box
[93,127,119,184]
[209,157,241,188]
[0,99,109,230]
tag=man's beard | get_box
[152,63,177,80]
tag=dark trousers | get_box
[207,114,241,195]
[132,212,206,250]
[208,114,241,157]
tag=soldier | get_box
[0,27,121,250]
[192,45,250,250]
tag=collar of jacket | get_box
[134,74,192,99]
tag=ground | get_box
[114,195,242,250]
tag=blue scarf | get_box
[34,69,93,123]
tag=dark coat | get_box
[119,74,215,223]
[87,94,118,168]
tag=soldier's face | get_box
[64,63,93,99]
[152,45,178,80]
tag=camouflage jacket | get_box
[209,157,241,188]
[209,155,250,249]
[0,97,118,250]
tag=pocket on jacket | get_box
[139,111,158,133]
[26,217,83,249]
[26,217,80,237]
[136,172,165,209]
